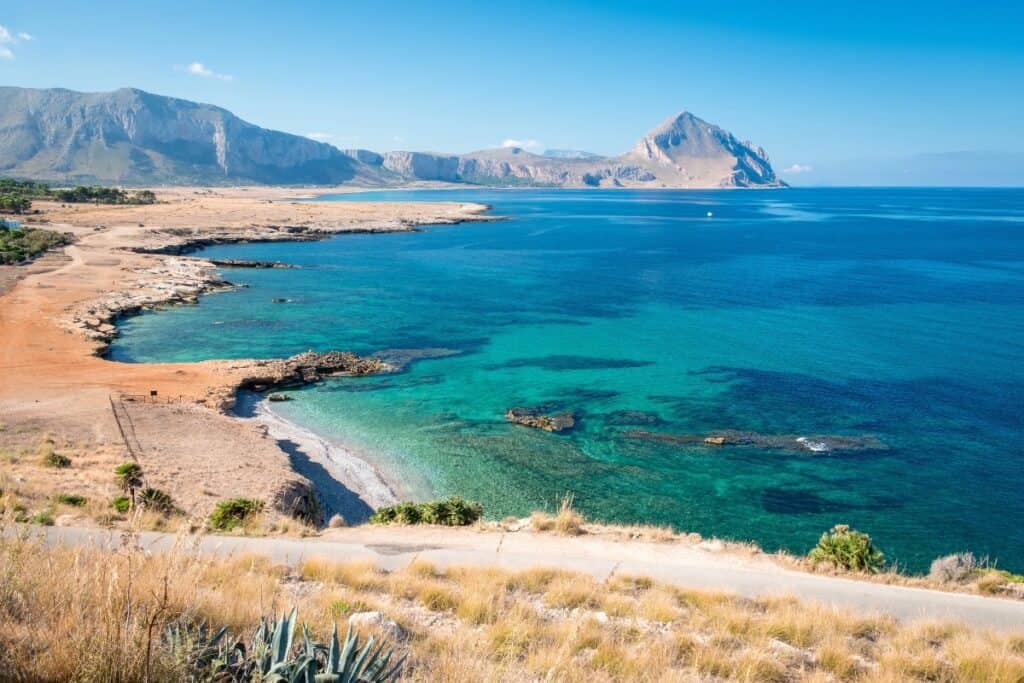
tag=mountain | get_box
[0,86,781,188]
[0,87,383,185]
[346,112,782,188]
[617,111,779,187]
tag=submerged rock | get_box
[267,393,291,402]
[604,409,665,426]
[626,429,886,453]
[506,407,576,433]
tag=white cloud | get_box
[181,61,233,81]
[782,163,815,175]
[0,24,31,58]
[305,132,335,141]
[783,163,814,174]
[501,138,543,150]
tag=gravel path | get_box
[26,525,1024,632]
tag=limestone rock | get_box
[348,611,405,640]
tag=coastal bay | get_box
[0,187,492,523]
[108,187,1024,571]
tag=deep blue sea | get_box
[109,188,1024,572]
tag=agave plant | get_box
[167,608,403,682]
[316,621,403,683]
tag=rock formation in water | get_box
[506,407,576,432]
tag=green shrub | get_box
[0,227,69,264]
[111,496,131,513]
[370,496,483,526]
[31,509,55,526]
[808,524,885,573]
[55,494,87,507]
[43,452,71,468]
[138,488,175,514]
[208,498,265,531]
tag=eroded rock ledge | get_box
[64,256,235,355]
[127,217,492,256]
[238,350,391,392]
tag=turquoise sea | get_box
[109,188,1024,572]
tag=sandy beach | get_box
[0,186,492,524]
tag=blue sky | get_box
[2,1,1023,184]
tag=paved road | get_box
[24,525,1024,632]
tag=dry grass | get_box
[530,493,585,536]
[2,527,1023,682]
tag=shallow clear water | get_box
[110,188,1024,571]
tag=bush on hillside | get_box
[55,494,87,507]
[43,452,71,468]
[138,488,176,515]
[928,552,978,583]
[808,524,885,573]
[370,496,483,527]
[208,498,265,531]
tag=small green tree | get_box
[808,524,885,573]
[114,462,144,508]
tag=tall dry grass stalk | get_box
[2,524,1023,681]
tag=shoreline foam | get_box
[235,391,400,523]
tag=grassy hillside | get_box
[1,529,1022,681]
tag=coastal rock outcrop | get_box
[64,256,234,355]
[506,407,576,433]
[238,350,391,393]
[207,258,296,269]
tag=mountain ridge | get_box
[0,86,783,188]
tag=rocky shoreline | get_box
[126,212,497,256]
[64,256,236,355]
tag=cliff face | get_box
[0,87,782,188]
[382,151,460,182]
[0,87,377,185]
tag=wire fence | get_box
[119,393,190,404]
[108,394,143,462]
